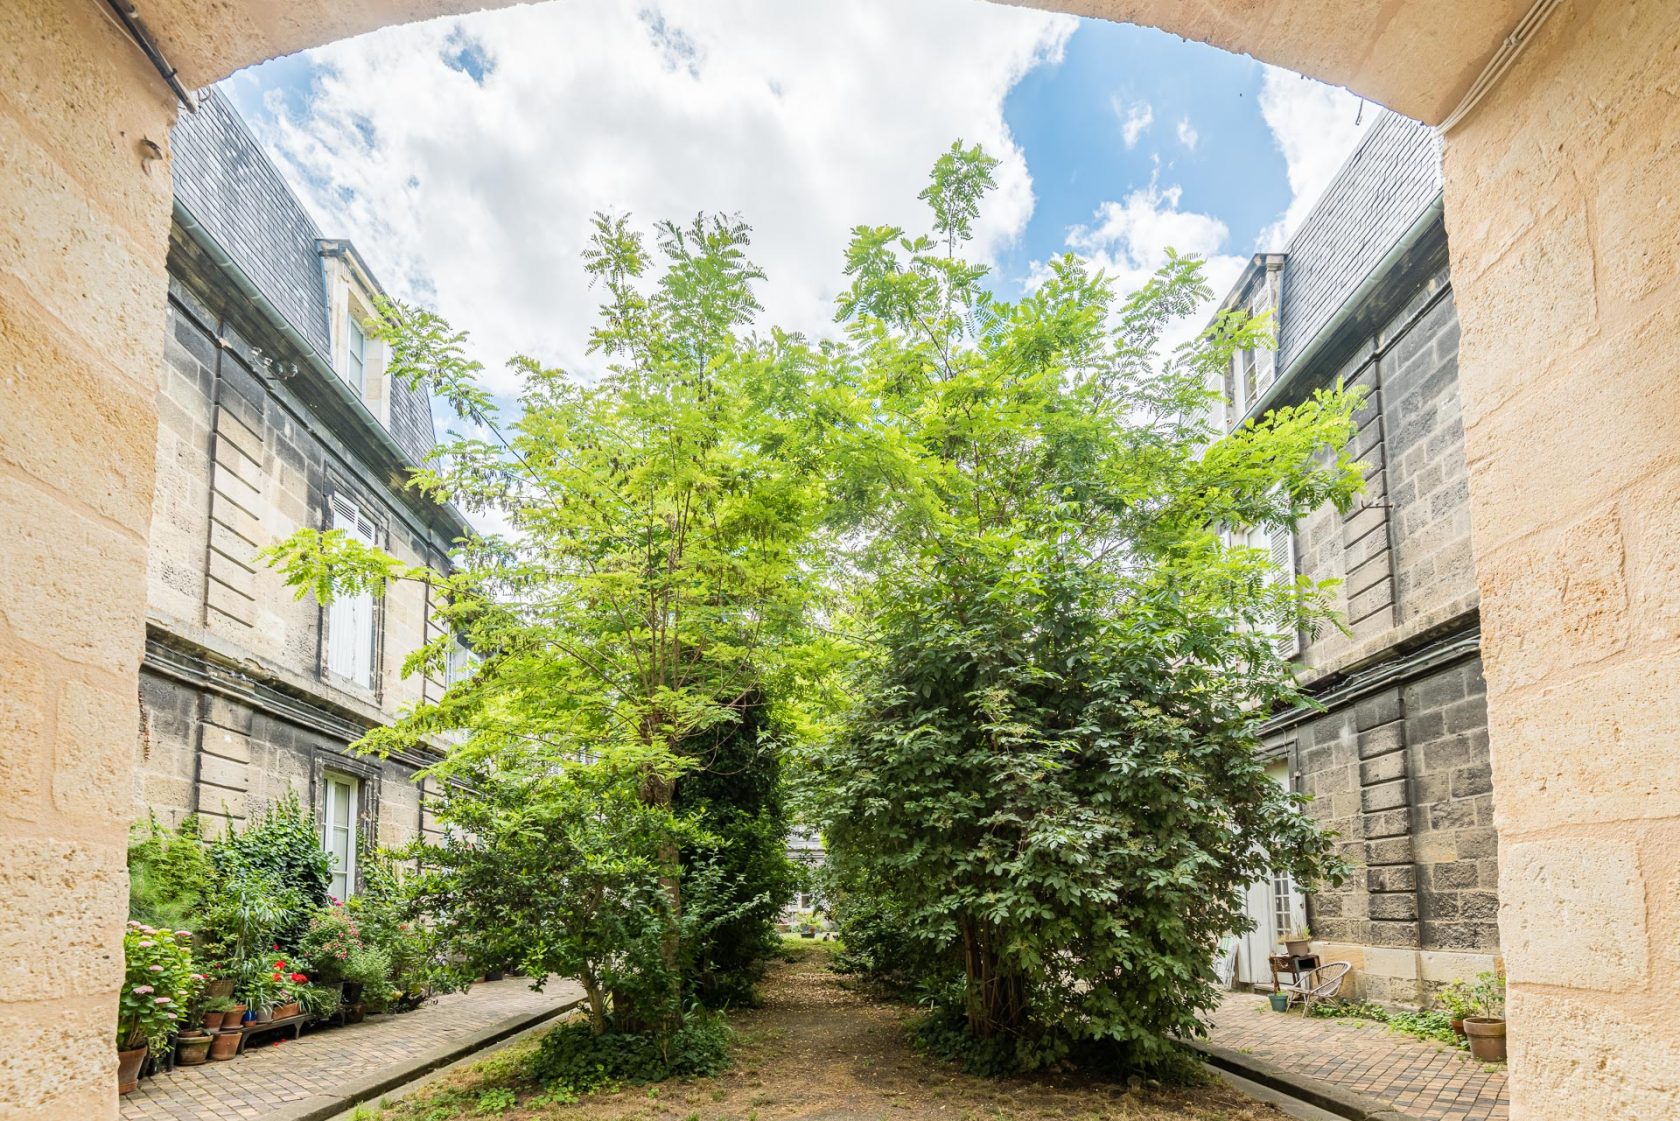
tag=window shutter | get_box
[1269,523,1300,658]
[1255,344,1276,392]
[325,493,378,688]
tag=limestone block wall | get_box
[1442,1,1680,1114]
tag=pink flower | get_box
[133,985,154,995]
[148,965,164,973]
[153,997,171,1005]
[137,940,155,948]
[175,930,193,939]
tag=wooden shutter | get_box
[326,493,378,688]
[1269,523,1300,658]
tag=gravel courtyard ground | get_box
[366,944,1289,1121]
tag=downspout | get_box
[1236,191,1446,428]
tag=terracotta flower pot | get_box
[176,1034,214,1066]
[273,1001,301,1019]
[208,1030,241,1061]
[1450,1018,1467,1040]
[1464,1016,1507,1062]
[1284,939,1312,957]
[117,1046,148,1094]
[346,1002,366,1024]
[206,979,236,1000]
[227,1003,248,1024]
[202,1010,225,1032]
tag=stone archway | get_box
[4,2,1677,1118]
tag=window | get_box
[1268,522,1300,658]
[325,493,379,689]
[344,317,367,395]
[1271,869,1301,945]
[322,773,359,901]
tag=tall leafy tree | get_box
[819,144,1365,1075]
[265,212,821,1038]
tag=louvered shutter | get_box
[1269,523,1300,658]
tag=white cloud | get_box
[233,0,1075,402]
[1255,65,1372,250]
[1034,179,1246,358]
[1175,117,1198,151]
[1112,96,1154,149]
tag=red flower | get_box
[272,973,282,981]
[290,973,307,984]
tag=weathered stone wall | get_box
[135,670,427,852]
[5,1,1675,1117]
[1442,1,1680,1114]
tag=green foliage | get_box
[529,1012,731,1097]
[1470,969,1506,1019]
[212,792,332,950]
[127,815,217,931]
[1309,998,1465,1049]
[818,144,1362,1076]
[1436,979,1477,1020]
[474,1088,517,1115]
[674,693,799,1008]
[297,903,363,985]
[120,923,201,1052]
[346,847,443,1011]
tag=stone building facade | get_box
[135,90,465,885]
[1215,112,1498,1005]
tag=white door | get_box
[1233,759,1296,986]
[322,774,359,902]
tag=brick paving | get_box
[121,977,582,1121]
[1207,992,1508,1121]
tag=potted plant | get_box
[175,1028,213,1066]
[1269,992,1291,1012]
[117,924,201,1094]
[271,960,310,1019]
[298,982,342,1023]
[1283,924,1313,958]
[237,961,285,1022]
[208,1028,242,1061]
[1463,969,1507,1062]
[1437,978,1476,1040]
[200,995,235,1031]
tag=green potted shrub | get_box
[1463,969,1507,1062]
[237,961,286,1022]
[200,994,235,1032]
[118,924,201,1094]
[1437,978,1476,1040]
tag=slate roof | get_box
[170,89,438,466]
[1274,110,1443,372]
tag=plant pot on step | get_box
[202,1011,225,1032]
[346,1002,365,1024]
[1268,993,1290,1012]
[175,1033,213,1066]
[340,981,364,1006]
[1464,1016,1507,1062]
[205,979,236,1001]
[273,1001,301,1019]
[208,1030,241,1061]
[250,1006,273,1023]
[227,1003,248,1024]
[117,1046,148,1094]
[1284,938,1312,957]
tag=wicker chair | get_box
[1279,960,1352,1011]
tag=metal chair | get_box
[1279,960,1352,1011]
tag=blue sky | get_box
[222,0,1368,399]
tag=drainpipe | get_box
[1236,191,1446,428]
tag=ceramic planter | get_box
[250,1006,273,1023]
[346,1002,366,1024]
[1284,939,1312,957]
[341,981,365,1005]
[117,1046,148,1094]
[273,1001,301,1019]
[227,1003,248,1024]
[1450,1017,1467,1040]
[1464,1016,1506,1062]
[175,1033,213,1066]
[208,1030,242,1061]
[205,979,236,1001]
[1269,993,1290,1012]
[202,1010,225,1032]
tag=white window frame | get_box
[345,318,368,395]
[324,493,380,690]
[1269,522,1300,658]
[322,773,360,902]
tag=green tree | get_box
[818,143,1364,1075]
[264,213,823,1041]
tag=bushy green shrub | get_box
[212,792,331,951]
[120,923,201,1052]
[128,815,217,931]
[348,846,448,1010]
[529,1011,730,1096]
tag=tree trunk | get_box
[959,913,1028,1039]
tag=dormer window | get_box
[320,239,391,421]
